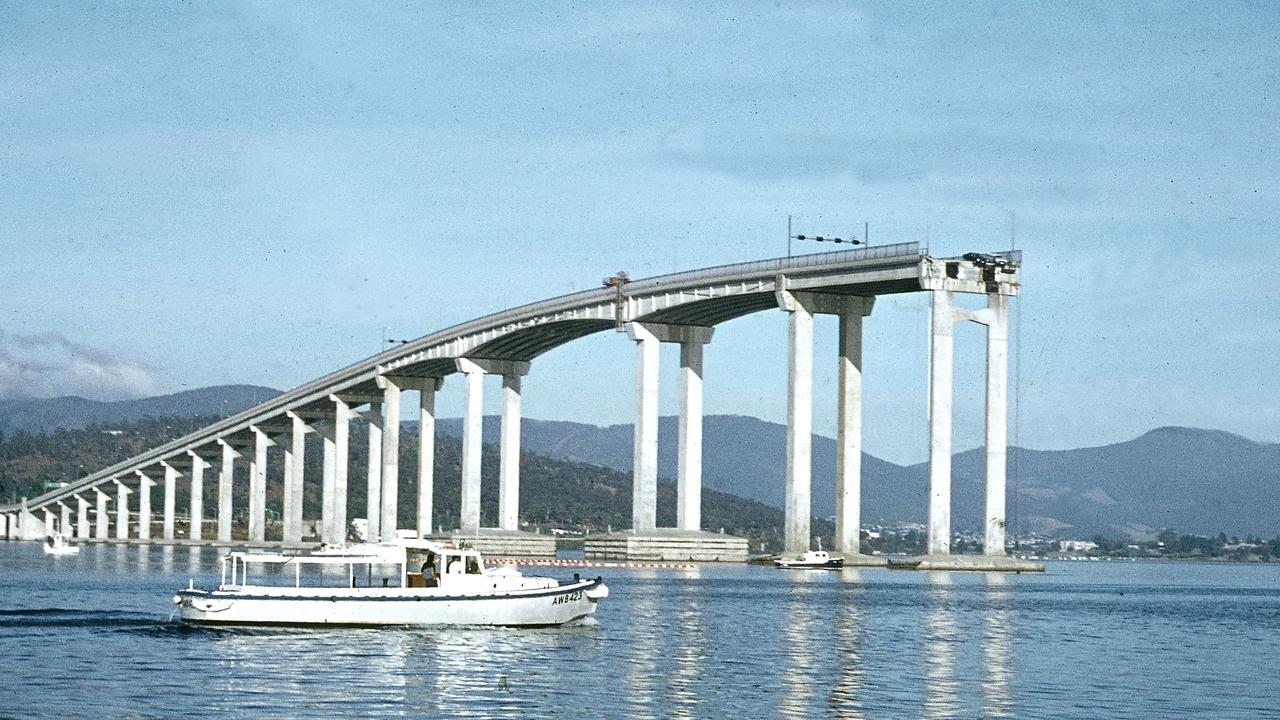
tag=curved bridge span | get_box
[3,243,1029,568]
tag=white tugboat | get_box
[774,540,844,570]
[174,539,608,627]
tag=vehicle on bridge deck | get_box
[774,549,844,570]
[42,533,79,556]
[173,539,608,627]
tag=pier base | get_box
[430,529,556,558]
[888,554,1044,572]
[584,529,749,562]
[838,553,890,567]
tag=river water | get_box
[1,542,1277,719]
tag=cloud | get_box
[0,330,166,401]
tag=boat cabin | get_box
[220,540,495,592]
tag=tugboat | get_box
[173,539,608,627]
[42,533,80,556]
[774,540,843,570]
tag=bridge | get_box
[1,243,1038,570]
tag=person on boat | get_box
[424,559,439,588]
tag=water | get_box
[2,543,1278,719]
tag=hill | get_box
[0,385,279,436]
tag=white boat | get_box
[42,533,80,556]
[173,539,608,627]
[774,549,843,570]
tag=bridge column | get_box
[284,413,309,545]
[983,294,1009,556]
[248,427,270,543]
[457,361,485,534]
[95,488,110,540]
[836,297,875,556]
[76,495,91,540]
[135,470,153,540]
[43,508,55,537]
[627,323,660,531]
[58,502,71,537]
[114,481,131,540]
[378,379,401,541]
[364,401,384,542]
[186,452,205,542]
[417,379,443,537]
[777,291,815,556]
[216,440,239,543]
[321,396,351,544]
[161,462,178,541]
[928,290,955,556]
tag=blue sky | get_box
[1,2,1276,463]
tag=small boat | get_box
[42,533,80,556]
[774,549,843,570]
[173,539,608,627]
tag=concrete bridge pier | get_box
[378,380,401,542]
[248,427,271,543]
[94,488,110,540]
[362,401,383,542]
[75,494,90,540]
[43,508,55,537]
[186,452,206,542]
[58,502,71,537]
[161,462,178,541]
[283,413,310,545]
[414,379,443,537]
[135,470,153,540]
[113,481,131,540]
[319,396,352,544]
[216,440,239,543]
[585,322,746,562]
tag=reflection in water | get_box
[113,542,126,573]
[624,569,660,719]
[923,571,959,719]
[137,543,150,573]
[829,569,864,719]
[669,566,703,719]
[983,573,1013,717]
[187,545,202,576]
[780,572,817,719]
[161,544,174,574]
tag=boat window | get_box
[466,557,481,575]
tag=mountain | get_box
[0,385,280,436]
[3,385,1276,539]
[439,416,1280,540]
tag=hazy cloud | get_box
[0,330,166,401]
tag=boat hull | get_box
[774,559,844,570]
[176,578,605,627]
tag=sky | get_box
[1,2,1276,464]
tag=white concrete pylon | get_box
[776,290,816,556]
[58,501,71,537]
[284,413,309,545]
[94,487,110,540]
[378,378,401,541]
[416,379,443,537]
[983,294,1009,556]
[161,461,178,541]
[927,289,955,555]
[216,440,239,543]
[364,401,384,542]
[113,480,131,540]
[248,427,270,543]
[626,323,661,531]
[457,361,485,534]
[835,297,875,556]
[186,451,206,542]
[332,396,351,543]
[43,508,55,536]
[135,470,154,540]
[75,494,91,540]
